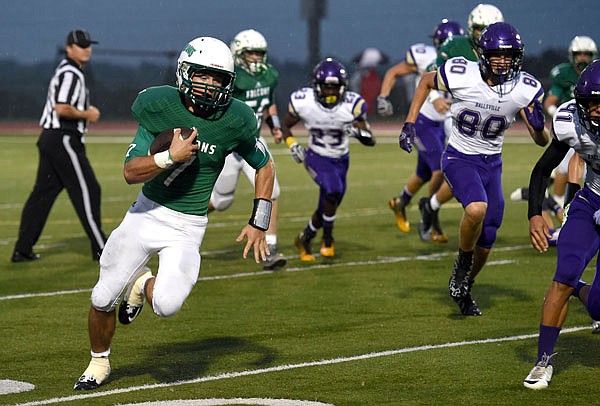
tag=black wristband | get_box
[249,198,272,231]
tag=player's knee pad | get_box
[151,293,184,318]
[587,289,600,320]
[324,192,342,205]
[477,225,498,249]
[90,284,119,312]
[210,173,239,211]
[415,158,432,182]
[210,192,234,211]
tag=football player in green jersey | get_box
[433,3,504,68]
[545,36,598,115]
[73,37,275,391]
[208,29,286,271]
[418,3,504,243]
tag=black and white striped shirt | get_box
[39,58,89,134]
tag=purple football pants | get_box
[441,144,504,249]
[555,187,600,319]
[414,113,445,182]
[304,149,349,210]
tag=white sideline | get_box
[0,245,528,301]
[15,326,589,406]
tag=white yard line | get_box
[14,326,588,406]
[0,245,527,301]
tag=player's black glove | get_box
[399,122,415,153]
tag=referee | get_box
[12,29,107,262]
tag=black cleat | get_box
[11,251,40,263]
[118,269,151,325]
[430,208,448,243]
[453,292,482,316]
[418,197,434,241]
[449,251,474,299]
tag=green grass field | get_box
[1,132,598,405]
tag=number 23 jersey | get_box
[436,57,544,155]
[288,87,367,158]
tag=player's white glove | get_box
[343,124,375,146]
[289,143,306,163]
[343,123,360,138]
[376,96,394,116]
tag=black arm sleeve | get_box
[528,138,571,219]
[564,182,582,207]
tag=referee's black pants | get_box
[15,129,107,259]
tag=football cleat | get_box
[320,238,335,258]
[449,256,472,300]
[11,250,40,263]
[262,244,287,270]
[453,292,482,316]
[524,353,555,390]
[417,197,434,241]
[389,196,410,232]
[294,232,315,262]
[118,268,152,325]
[74,357,111,391]
[431,229,448,243]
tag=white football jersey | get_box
[406,43,447,122]
[553,100,600,196]
[437,57,544,155]
[406,43,437,83]
[288,87,366,158]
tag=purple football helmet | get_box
[312,57,348,107]
[431,19,465,50]
[575,59,600,137]
[477,22,524,93]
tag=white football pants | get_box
[91,191,207,317]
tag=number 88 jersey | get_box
[436,57,544,155]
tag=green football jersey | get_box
[232,64,279,130]
[430,36,478,71]
[127,85,269,215]
[547,62,579,104]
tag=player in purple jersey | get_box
[399,23,548,316]
[379,20,463,240]
[282,58,375,261]
[524,60,600,389]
